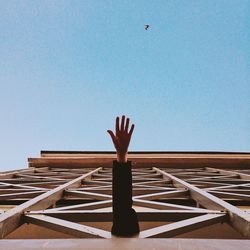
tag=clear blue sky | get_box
[0,0,249,170]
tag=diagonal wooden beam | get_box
[43,200,112,212]
[205,183,250,191]
[186,180,235,188]
[133,198,212,212]
[208,190,250,200]
[74,185,112,190]
[212,189,250,195]
[82,180,111,186]
[25,214,111,238]
[0,190,45,200]
[0,167,101,238]
[0,188,46,194]
[134,189,188,200]
[154,168,250,238]
[0,167,45,179]
[0,181,49,191]
[132,180,171,186]
[15,174,65,181]
[65,190,112,200]
[185,175,238,181]
[206,167,250,180]
[139,213,226,238]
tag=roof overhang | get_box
[28,151,250,169]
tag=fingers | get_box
[115,117,119,134]
[121,115,125,131]
[128,124,135,137]
[116,115,132,133]
[125,117,129,132]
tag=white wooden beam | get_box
[65,190,112,200]
[139,213,226,238]
[25,214,111,238]
[0,167,101,238]
[0,190,45,200]
[133,199,212,212]
[44,200,112,212]
[28,210,224,222]
[134,189,188,200]
[154,168,250,238]
[206,167,250,180]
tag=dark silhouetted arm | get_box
[107,115,139,236]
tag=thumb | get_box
[107,130,116,144]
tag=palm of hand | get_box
[114,130,131,154]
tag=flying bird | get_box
[144,24,150,30]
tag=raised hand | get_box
[107,115,135,163]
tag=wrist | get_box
[117,153,128,163]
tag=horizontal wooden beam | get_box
[40,151,250,157]
[27,210,225,222]
[28,155,250,169]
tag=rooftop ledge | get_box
[28,151,250,169]
[0,239,250,250]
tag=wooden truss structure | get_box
[0,151,250,249]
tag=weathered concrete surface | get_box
[0,239,249,250]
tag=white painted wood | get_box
[139,214,226,238]
[206,167,250,180]
[65,190,112,200]
[134,189,188,200]
[0,168,101,238]
[25,214,111,238]
[154,168,250,238]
